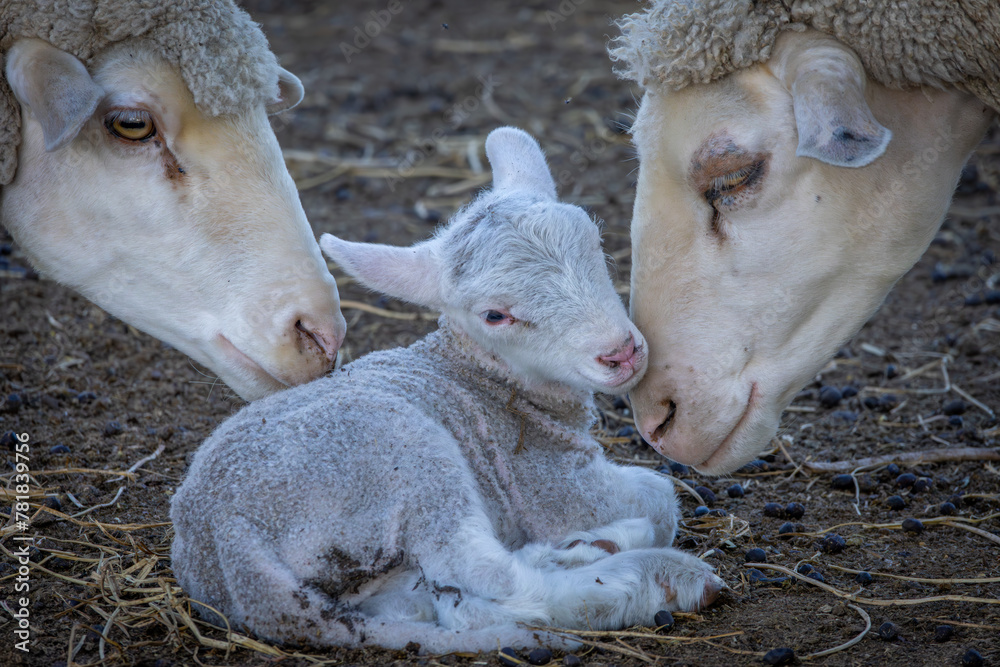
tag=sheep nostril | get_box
[651,400,677,442]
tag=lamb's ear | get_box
[485,127,557,200]
[5,39,102,152]
[320,234,443,309]
[769,32,891,168]
[267,68,304,115]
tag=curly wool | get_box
[609,0,1000,113]
[0,0,281,185]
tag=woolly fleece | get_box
[0,0,281,184]
[609,0,1000,113]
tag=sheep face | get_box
[323,127,647,395]
[626,31,994,474]
[2,39,346,400]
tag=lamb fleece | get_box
[170,322,687,651]
[609,0,1000,113]
[0,0,281,185]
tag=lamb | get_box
[1,0,345,400]
[602,0,998,473]
[169,127,724,653]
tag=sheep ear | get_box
[770,32,891,168]
[5,39,102,152]
[320,234,443,309]
[267,68,304,115]
[485,126,557,199]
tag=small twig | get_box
[744,563,1000,606]
[950,384,996,418]
[942,520,1000,546]
[70,486,126,519]
[339,299,438,321]
[826,564,1000,585]
[802,603,870,660]
[802,447,1000,473]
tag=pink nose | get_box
[598,335,637,371]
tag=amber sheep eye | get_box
[106,109,156,141]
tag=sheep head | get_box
[322,127,646,395]
[2,38,345,401]
[625,30,994,473]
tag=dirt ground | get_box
[1,1,998,666]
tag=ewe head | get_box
[2,38,345,401]
[322,127,646,394]
[621,30,993,473]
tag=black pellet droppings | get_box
[76,391,98,403]
[885,364,898,379]
[878,393,900,410]
[862,396,881,410]
[832,410,858,422]
[887,495,906,510]
[669,461,689,475]
[527,647,553,665]
[654,609,675,631]
[841,385,859,399]
[708,508,728,517]
[933,624,954,643]
[819,534,846,554]
[103,421,123,437]
[727,483,745,498]
[902,518,925,534]
[912,477,934,493]
[966,294,984,306]
[42,496,61,511]
[942,400,968,416]
[762,647,795,665]
[831,474,855,490]
[693,505,710,517]
[1,431,17,450]
[818,385,843,408]
[694,486,717,505]
[745,548,767,563]
[795,563,814,575]
[498,647,519,667]
[739,459,770,473]
[878,621,899,641]
[939,501,958,516]
[855,571,873,585]
[785,502,806,519]
[616,426,636,438]
[562,656,583,667]
[763,502,784,518]
[962,648,984,667]
[5,393,22,412]
[885,463,900,476]
[807,571,826,583]
[49,444,71,455]
[778,522,798,535]
[746,568,767,582]
[896,472,917,488]
[987,289,1000,304]
[949,493,966,507]
[949,415,964,427]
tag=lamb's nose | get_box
[598,335,637,370]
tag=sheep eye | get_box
[482,310,511,325]
[704,160,764,202]
[106,110,156,141]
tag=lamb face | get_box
[322,127,648,394]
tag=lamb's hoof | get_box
[591,539,620,555]
[564,539,586,549]
[701,575,725,608]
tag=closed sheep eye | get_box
[105,109,156,142]
[482,309,515,326]
[704,160,764,203]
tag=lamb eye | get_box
[106,110,156,141]
[482,310,514,325]
[704,160,764,202]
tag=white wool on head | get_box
[0,0,282,184]
[609,0,1000,113]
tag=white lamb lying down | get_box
[170,127,724,653]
